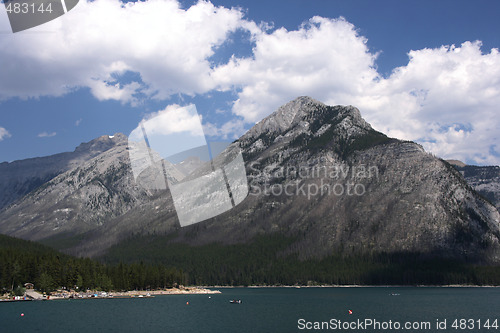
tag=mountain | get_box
[180,96,500,262]
[1,97,499,267]
[447,160,467,168]
[451,164,500,213]
[0,134,126,211]
[0,132,164,243]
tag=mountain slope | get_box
[1,97,499,264]
[177,97,500,261]
[0,134,126,211]
[452,164,500,213]
[0,133,160,241]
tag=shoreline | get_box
[0,287,221,302]
[204,284,500,288]
[3,284,499,302]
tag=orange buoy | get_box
[21,313,24,317]
[186,301,189,305]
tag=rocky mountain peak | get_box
[245,96,322,138]
[74,133,127,154]
[275,96,325,126]
[244,96,371,141]
[236,97,378,163]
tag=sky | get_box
[0,0,499,165]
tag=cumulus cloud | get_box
[142,104,205,137]
[203,118,246,140]
[38,131,57,138]
[128,104,207,159]
[212,16,379,122]
[0,127,11,141]
[0,0,254,101]
[1,1,499,164]
[360,41,500,165]
[211,19,500,165]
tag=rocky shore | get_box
[0,287,221,302]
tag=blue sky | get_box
[0,0,499,165]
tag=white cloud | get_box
[38,131,57,138]
[128,104,207,159]
[89,80,143,105]
[203,118,246,140]
[212,16,379,122]
[0,0,252,101]
[355,41,500,165]
[1,1,499,165]
[142,104,205,137]
[211,19,500,165]
[0,127,11,141]
[75,118,82,126]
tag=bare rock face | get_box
[0,135,149,239]
[0,97,499,262]
[452,164,500,213]
[184,97,500,262]
[0,134,127,210]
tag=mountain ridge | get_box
[0,97,499,264]
[0,133,127,211]
[452,164,500,213]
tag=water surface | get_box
[1,287,498,332]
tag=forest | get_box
[3,232,500,295]
[0,234,186,295]
[103,233,500,286]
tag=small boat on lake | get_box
[229,299,242,304]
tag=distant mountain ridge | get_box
[0,134,127,211]
[0,97,499,265]
[452,164,500,213]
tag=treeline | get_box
[4,232,500,291]
[103,233,500,286]
[0,234,186,294]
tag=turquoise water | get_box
[1,287,499,332]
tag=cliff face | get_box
[181,97,500,262]
[0,136,143,239]
[452,164,500,213]
[0,134,126,210]
[1,97,499,262]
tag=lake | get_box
[1,287,499,332]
